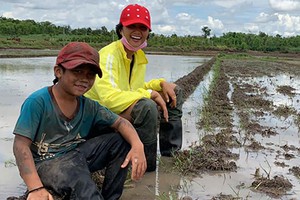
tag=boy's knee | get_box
[108,133,130,153]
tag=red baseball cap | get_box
[56,42,102,78]
[119,4,151,30]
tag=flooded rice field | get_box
[172,54,300,200]
[123,54,300,200]
[1,52,300,200]
[0,54,209,199]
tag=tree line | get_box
[0,17,299,53]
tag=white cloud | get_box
[283,31,296,37]
[255,12,277,23]
[276,13,300,31]
[2,11,13,18]
[214,0,247,8]
[176,13,192,21]
[250,12,300,36]
[244,23,259,33]
[269,0,300,11]
[156,25,176,35]
[0,0,300,37]
[207,16,224,30]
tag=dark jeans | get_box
[159,86,183,156]
[35,133,130,200]
[131,86,183,170]
[131,98,158,171]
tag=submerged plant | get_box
[5,159,16,167]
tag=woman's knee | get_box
[132,98,158,123]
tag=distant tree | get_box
[62,25,71,34]
[258,31,267,37]
[1,17,300,53]
[202,26,211,38]
[100,26,109,35]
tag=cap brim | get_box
[122,19,151,30]
[61,60,102,78]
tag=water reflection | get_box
[181,70,214,149]
[146,54,210,82]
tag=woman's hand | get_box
[150,90,168,122]
[160,81,177,109]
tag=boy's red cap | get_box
[119,4,151,30]
[56,42,102,78]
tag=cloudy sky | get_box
[1,0,300,37]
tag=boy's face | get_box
[55,64,97,96]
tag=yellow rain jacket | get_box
[85,40,165,114]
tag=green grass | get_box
[200,57,221,131]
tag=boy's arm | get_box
[13,134,53,199]
[111,117,146,181]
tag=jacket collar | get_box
[117,40,148,65]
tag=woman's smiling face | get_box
[121,23,150,47]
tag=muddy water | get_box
[178,68,300,199]
[0,54,210,199]
[226,74,300,199]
